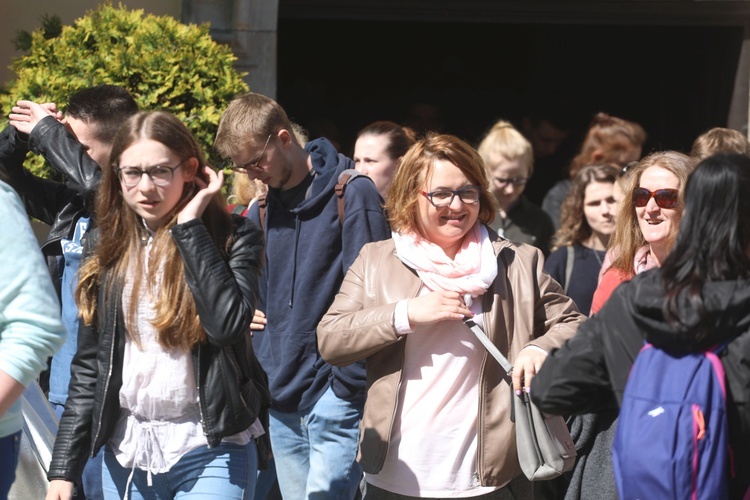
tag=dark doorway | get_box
[277,19,743,162]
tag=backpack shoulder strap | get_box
[257,195,268,232]
[230,203,248,215]
[334,169,366,227]
[563,245,574,294]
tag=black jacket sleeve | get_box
[531,281,643,415]
[170,215,264,346]
[29,116,102,201]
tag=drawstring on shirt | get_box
[122,419,169,499]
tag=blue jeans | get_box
[254,457,277,499]
[0,431,21,500]
[52,402,104,499]
[101,441,258,499]
[269,386,363,499]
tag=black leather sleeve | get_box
[170,215,264,346]
[29,116,102,202]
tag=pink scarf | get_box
[392,223,498,306]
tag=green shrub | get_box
[1,2,248,179]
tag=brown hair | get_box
[690,127,750,160]
[552,164,619,251]
[356,120,419,160]
[77,111,233,350]
[386,133,498,234]
[608,151,698,275]
[214,92,299,158]
[569,112,646,177]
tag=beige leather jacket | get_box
[317,231,585,487]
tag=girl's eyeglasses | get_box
[117,160,186,187]
[632,187,679,209]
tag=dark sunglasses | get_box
[632,187,679,209]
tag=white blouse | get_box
[109,232,262,478]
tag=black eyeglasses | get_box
[632,187,679,209]
[117,160,186,187]
[494,176,528,187]
[230,134,273,173]
[420,186,482,208]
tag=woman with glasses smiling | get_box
[477,120,555,256]
[318,133,584,499]
[46,111,270,500]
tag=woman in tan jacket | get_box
[318,133,585,499]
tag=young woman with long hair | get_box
[46,111,269,500]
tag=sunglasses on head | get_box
[632,187,679,209]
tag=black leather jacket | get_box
[47,215,270,483]
[0,117,100,296]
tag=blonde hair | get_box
[477,120,534,176]
[386,133,498,234]
[690,127,750,160]
[608,151,697,275]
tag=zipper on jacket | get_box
[196,344,212,446]
[288,215,301,308]
[475,290,494,483]
[92,298,118,455]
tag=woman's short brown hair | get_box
[386,133,498,234]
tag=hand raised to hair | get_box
[407,290,473,327]
[177,165,224,224]
[9,100,63,136]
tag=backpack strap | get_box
[334,169,366,227]
[257,195,268,232]
[230,203,248,216]
[256,169,365,232]
[563,245,574,294]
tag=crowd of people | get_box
[0,84,748,500]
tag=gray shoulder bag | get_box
[463,318,577,481]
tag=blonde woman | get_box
[478,120,554,255]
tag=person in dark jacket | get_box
[46,111,269,500]
[215,93,391,499]
[6,85,138,499]
[531,153,750,500]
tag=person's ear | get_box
[276,128,294,147]
[591,149,607,162]
[182,157,200,182]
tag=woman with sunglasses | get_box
[532,154,750,499]
[590,151,697,314]
[541,152,696,500]
[317,134,585,499]
[46,111,269,500]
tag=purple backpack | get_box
[613,342,733,500]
